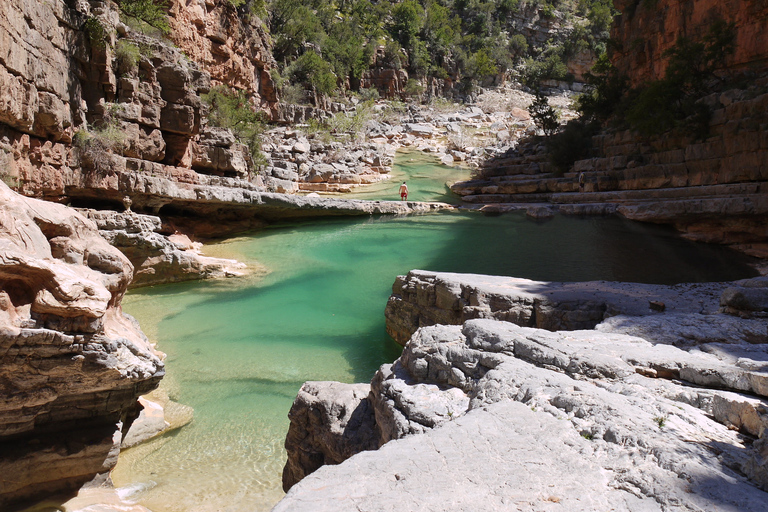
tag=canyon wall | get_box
[612,0,768,87]
[166,0,279,118]
[452,1,768,259]
[0,180,164,509]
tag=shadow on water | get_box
[415,211,758,284]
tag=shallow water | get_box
[113,155,757,511]
[311,150,472,202]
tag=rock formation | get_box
[278,271,768,510]
[611,0,768,87]
[79,209,247,287]
[166,0,279,118]
[0,180,163,509]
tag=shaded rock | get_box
[283,382,379,491]
[0,181,163,509]
[81,209,246,287]
[721,277,768,317]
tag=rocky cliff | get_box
[0,180,163,509]
[278,271,768,510]
[612,0,768,87]
[0,0,428,245]
[167,0,279,118]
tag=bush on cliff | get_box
[203,86,268,169]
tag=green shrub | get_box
[358,87,380,101]
[286,51,337,102]
[625,20,735,137]
[115,40,141,74]
[404,78,425,100]
[74,118,126,173]
[528,90,559,136]
[576,53,628,122]
[203,86,268,169]
[84,17,108,48]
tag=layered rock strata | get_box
[80,209,246,287]
[0,181,163,509]
[167,0,278,118]
[279,272,768,510]
[384,270,768,345]
[451,83,768,258]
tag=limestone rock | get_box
[278,316,768,510]
[80,209,247,287]
[0,181,163,509]
[283,382,379,491]
[279,269,768,508]
[384,270,735,345]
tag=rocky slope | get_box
[278,271,768,510]
[0,180,164,509]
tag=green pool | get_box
[112,154,757,511]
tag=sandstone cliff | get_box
[612,0,768,87]
[278,271,768,510]
[167,0,279,118]
[0,180,163,509]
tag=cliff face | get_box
[166,0,279,118]
[0,180,164,509]
[612,0,768,86]
[0,0,281,225]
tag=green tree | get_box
[117,0,170,35]
[287,51,337,103]
[389,0,424,49]
[528,90,559,136]
[204,86,268,167]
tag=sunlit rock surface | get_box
[0,181,163,509]
[279,271,768,511]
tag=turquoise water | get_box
[314,151,472,202]
[112,157,757,511]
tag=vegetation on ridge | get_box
[263,0,616,103]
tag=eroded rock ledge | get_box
[0,181,164,509]
[278,271,768,511]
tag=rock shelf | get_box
[278,271,768,511]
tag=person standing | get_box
[399,182,408,201]
[578,172,585,192]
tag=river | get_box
[112,152,757,511]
